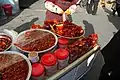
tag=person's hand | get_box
[64,9,71,15]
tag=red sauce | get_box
[0,35,12,52]
[15,30,56,51]
[56,21,84,37]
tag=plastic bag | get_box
[62,13,72,22]
[63,13,67,22]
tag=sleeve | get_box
[45,1,64,14]
[68,4,77,14]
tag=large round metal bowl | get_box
[0,51,32,80]
[15,29,58,53]
[0,33,13,52]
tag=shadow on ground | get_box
[107,15,120,30]
[102,7,120,30]
[0,10,23,26]
[102,7,112,15]
[19,0,38,9]
[83,20,95,37]
[14,17,39,33]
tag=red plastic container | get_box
[32,63,45,80]
[2,4,12,16]
[41,53,57,76]
[54,49,69,69]
[58,38,68,49]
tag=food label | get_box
[58,44,67,49]
[58,57,69,70]
[29,56,39,63]
[45,64,57,76]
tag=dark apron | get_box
[45,0,73,22]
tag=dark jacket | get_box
[99,30,120,80]
[116,0,120,8]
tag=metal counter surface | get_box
[47,45,100,80]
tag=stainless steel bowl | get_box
[15,29,58,53]
[0,51,32,80]
[55,24,85,39]
[0,33,13,52]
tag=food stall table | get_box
[2,25,100,80]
